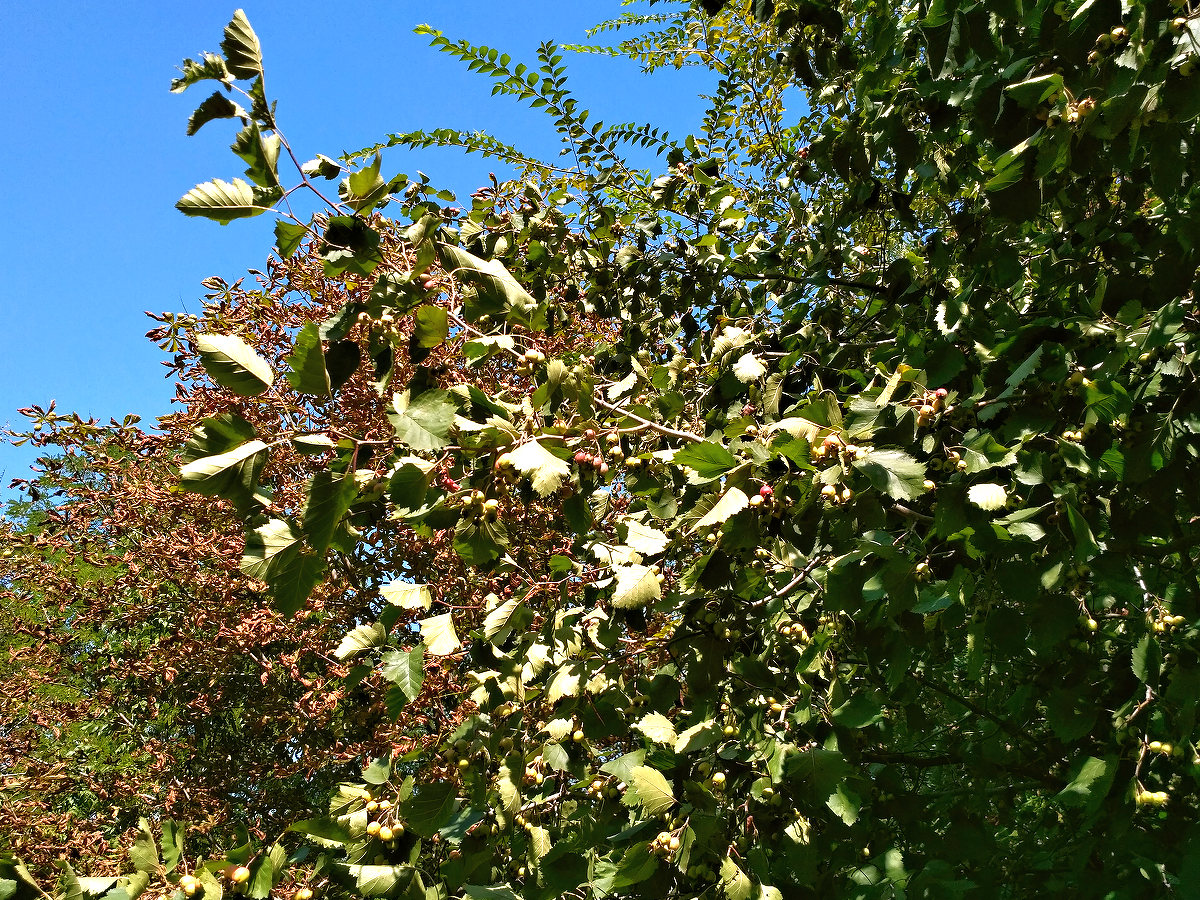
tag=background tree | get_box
[4,0,1200,898]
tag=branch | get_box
[593,396,702,444]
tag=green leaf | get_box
[171,52,230,93]
[853,448,926,501]
[363,756,392,785]
[321,216,382,276]
[1004,74,1063,108]
[381,646,425,703]
[182,413,257,459]
[984,136,1034,192]
[483,595,529,645]
[462,887,519,900]
[301,470,357,556]
[675,720,721,755]
[301,155,342,180]
[610,845,659,890]
[160,821,183,873]
[117,871,151,900]
[463,334,515,364]
[338,865,423,900]
[341,154,388,212]
[179,439,268,507]
[177,178,277,223]
[453,518,505,566]
[826,783,861,825]
[288,818,353,848]
[732,352,766,382]
[1056,756,1117,813]
[419,612,461,656]
[401,782,459,838]
[967,483,1007,511]
[412,305,450,348]
[58,863,81,900]
[285,322,331,396]
[129,819,158,874]
[389,389,457,450]
[437,242,540,325]
[78,878,118,898]
[832,692,884,728]
[388,462,432,512]
[673,441,738,480]
[335,622,387,661]
[506,440,571,496]
[325,341,361,391]
[186,91,246,136]
[270,552,325,615]
[1132,634,1161,688]
[719,857,753,900]
[1065,504,1099,558]
[622,765,675,816]
[241,519,300,582]
[231,122,280,188]
[694,487,749,531]
[319,302,359,342]
[784,748,851,797]
[274,220,308,258]
[221,10,264,80]
[195,333,275,396]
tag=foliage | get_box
[5,1,1200,898]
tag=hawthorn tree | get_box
[5,0,1200,898]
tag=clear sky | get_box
[0,3,716,488]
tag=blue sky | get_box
[0,3,715,487]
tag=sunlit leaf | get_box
[177,178,278,223]
[418,612,461,655]
[195,333,275,395]
[732,352,767,382]
[633,712,677,746]
[622,766,675,816]
[506,440,570,496]
[381,581,432,610]
[620,518,670,556]
[694,487,749,530]
[967,483,1007,511]
[612,563,662,608]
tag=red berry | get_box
[759,485,773,498]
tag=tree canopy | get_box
[4,1,1200,898]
